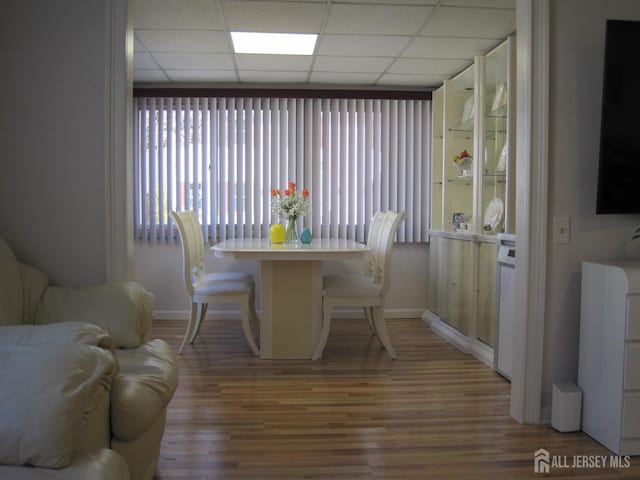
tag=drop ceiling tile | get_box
[403,36,500,59]
[377,73,447,88]
[134,36,147,53]
[389,57,470,76]
[134,69,170,82]
[420,6,515,38]
[444,0,515,8]
[235,54,313,71]
[222,0,325,33]
[134,53,158,69]
[325,4,433,35]
[318,35,410,57]
[133,0,224,30]
[309,72,379,85]
[153,52,235,70]
[313,56,393,73]
[341,0,437,4]
[136,30,230,53]
[165,70,239,82]
[239,71,310,83]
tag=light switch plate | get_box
[553,217,571,244]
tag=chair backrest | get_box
[371,211,406,296]
[170,210,206,295]
[365,211,388,279]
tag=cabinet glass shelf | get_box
[447,176,473,185]
[448,117,474,138]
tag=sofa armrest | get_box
[34,282,155,349]
[111,339,178,441]
[0,344,117,469]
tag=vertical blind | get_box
[134,96,431,243]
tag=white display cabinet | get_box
[426,37,515,365]
[431,37,516,238]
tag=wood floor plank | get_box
[151,318,640,479]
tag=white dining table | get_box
[212,238,369,359]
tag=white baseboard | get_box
[472,338,495,369]
[424,309,495,367]
[154,307,425,321]
[429,314,472,354]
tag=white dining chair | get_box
[170,210,259,355]
[312,211,406,361]
[322,211,387,332]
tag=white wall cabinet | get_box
[579,261,640,455]
[426,37,515,366]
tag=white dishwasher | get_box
[495,233,515,380]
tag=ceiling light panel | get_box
[231,32,317,55]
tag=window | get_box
[134,96,431,243]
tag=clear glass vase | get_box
[285,217,299,244]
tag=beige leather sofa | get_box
[0,237,178,479]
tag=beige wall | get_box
[0,0,112,286]
[543,0,640,408]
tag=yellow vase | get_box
[269,223,285,244]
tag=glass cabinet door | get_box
[443,65,475,234]
[481,37,515,236]
[431,87,444,231]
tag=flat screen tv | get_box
[596,19,640,214]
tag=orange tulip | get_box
[302,188,309,198]
[289,181,296,192]
[284,189,291,196]
[271,188,280,197]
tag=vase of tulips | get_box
[271,181,310,244]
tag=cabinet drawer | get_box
[627,296,640,340]
[625,344,640,390]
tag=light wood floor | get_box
[151,318,640,479]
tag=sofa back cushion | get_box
[0,344,116,468]
[0,238,23,326]
[35,282,154,349]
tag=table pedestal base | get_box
[260,260,322,359]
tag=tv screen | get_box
[596,19,640,214]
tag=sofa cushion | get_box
[111,339,178,441]
[0,449,130,480]
[0,322,114,352]
[19,263,49,326]
[35,282,155,349]
[0,237,23,326]
[0,344,117,468]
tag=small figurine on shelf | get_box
[453,149,473,177]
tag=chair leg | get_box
[249,283,260,347]
[178,302,199,354]
[188,302,208,344]
[372,305,396,359]
[364,307,376,334]
[312,299,333,361]
[240,298,260,356]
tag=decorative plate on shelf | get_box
[496,141,508,172]
[483,197,504,232]
[491,82,507,112]
[461,94,475,123]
